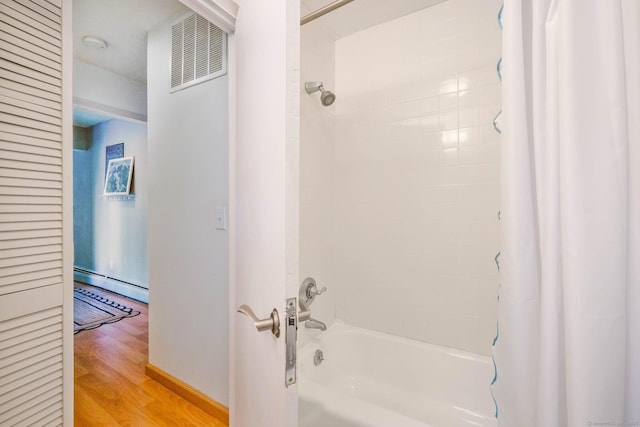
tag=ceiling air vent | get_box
[170,13,227,92]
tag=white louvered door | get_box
[0,0,72,425]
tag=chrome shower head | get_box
[305,81,336,106]
[320,90,335,106]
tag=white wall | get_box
[147,14,229,404]
[74,60,147,121]
[299,19,337,345]
[93,120,148,285]
[73,147,93,270]
[73,119,149,291]
[332,0,501,355]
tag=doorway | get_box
[71,0,230,421]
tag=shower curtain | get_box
[492,0,639,426]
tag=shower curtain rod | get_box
[300,0,355,25]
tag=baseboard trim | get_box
[145,363,229,425]
[74,269,149,303]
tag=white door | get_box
[230,0,300,426]
[0,0,73,425]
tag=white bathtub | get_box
[299,322,497,427]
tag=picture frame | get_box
[104,157,134,196]
[105,143,124,177]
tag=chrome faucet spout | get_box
[305,317,327,331]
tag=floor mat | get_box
[74,287,140,334]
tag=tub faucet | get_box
[305,317,327,331]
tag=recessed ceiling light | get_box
[82,35,108,50]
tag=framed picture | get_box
[104,157,134,196]
[105,143,124,177]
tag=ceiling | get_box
[72,0,445,127]
[73,0,188,84]
[73,0,188,127]
[74,0,447,85]
[300,0,447,39]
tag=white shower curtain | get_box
[492,0,640,426]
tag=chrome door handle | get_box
[237,305,280,337]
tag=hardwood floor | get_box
[74,283,227,426]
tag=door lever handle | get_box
[237,305,280,337]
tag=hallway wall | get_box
[147,12,230,406]
[73,147,93,269]
[73,119,149,291]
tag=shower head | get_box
[305,81,336,106]
[320,90,336,106]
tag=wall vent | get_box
[170,13,227,92]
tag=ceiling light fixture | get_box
[82,35,108,50]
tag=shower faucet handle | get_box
[300,277,327,305]
[309,286,327,297]
[309,286,327,296]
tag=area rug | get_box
[74,287,140,334]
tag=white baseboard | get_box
[74,270,149,303]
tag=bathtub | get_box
[298,322,497,427]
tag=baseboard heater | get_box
[74,267,149,303]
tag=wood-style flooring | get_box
[74,283,226,426]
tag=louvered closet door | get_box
[0,0,71,425]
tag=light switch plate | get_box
[215,207,227,230]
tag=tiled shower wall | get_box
[299,19,337,346]
[333,0,502,355]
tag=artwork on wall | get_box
[104,157,135,196]
[105,143,124,177]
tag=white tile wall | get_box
[332,0,502,356]
[299,19,337,346]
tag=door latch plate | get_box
[285,297,297,387]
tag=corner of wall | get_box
[73,119,149,290]
[73,126,91,150]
